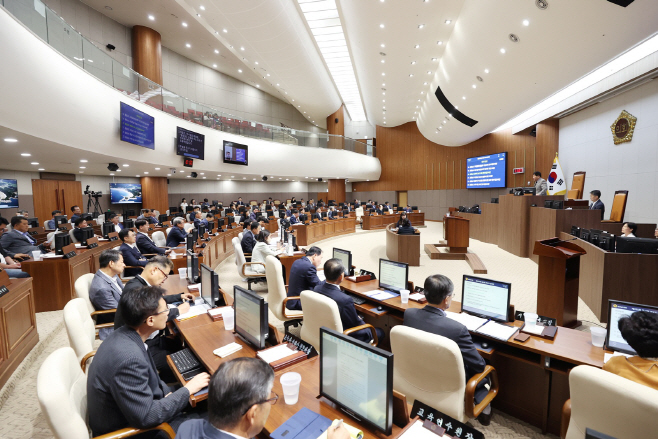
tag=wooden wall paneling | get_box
[327,179,346,203]
[141,177,169,214]
[132,26,163,85]
[58,180,83,216]
[326,105,345,150]
[32,179,61,224]
[536,118,560,176]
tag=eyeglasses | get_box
[156,266,168,282]
[144,308,169,323]
[242,391,279,415]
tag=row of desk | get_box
[362,212,425,230]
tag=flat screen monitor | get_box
[54,232,71,255]
[233,285,268,350]
[0,179,19,209]
[80,227,94,246]
[570,226,581,237]
[199,263,219,307]
[461,275,511,322]
[615,236,658,254]
[123,218,135,229]
[321,211,327,218]
[605,300,658,355]
[124,209,136,217]
[110,183,142,204]
[169,206,178,214]
[579,228,591,242]
[333,248,352,276]
[120,101,155,149]
[186,233,195,252]
[26,217,39,228]
[176,126,205,159]
[101,222,115,239]
[319,327,393,435]
[207,220,215,231]
[54,215,68,226]
[598,233,616,252]
[553,200,564,209]
[223,140,248,166]
[198,224,206,237]
[544,200,554,209]
[186,250,199,283]
[466,152,507,189]
[589,229,604,246]
[158,214,168,223]
[378,258,408,293]
[218,218,225,227]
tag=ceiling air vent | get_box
[509,34,520,43]
[536,0,548,10]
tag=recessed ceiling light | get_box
[186,175,191,178]
[215,31,218,34]
[414,44,420,49]
[200,5,205,10]
[381,72,385,76]
[117,169,121,172]
[186,43,191,48]
[21,153,30,156]
[420,91,424,94]
[383,106,386,109]
[423,82,427,85]
[382,83,385,86]
[418,24,425,29]
[38,168,45,171]
[203,177,207,179]
[437,41,443,45]
[409,74,414,77]
[523,19,529,26]
[484,68,490,73]
[180,170,184,173]
[500,48,506,54]
[30,162,39,165]
[431,58,437,61]
[276,83,280,86]
[80,159,88,163]
[379,24,385,28]
[381,43,385,47]
[240,47,245,51]
[427,71,431,74]
[79,171,84,173]
[445,19,452,24]
[462,96,466,100]
[381,60,385,63]
[79,166,86,169]
[238,69,242,73]
[411,61,416,65]
[213,64,217,68]
[256,84,260,88]
[243,177,246,179]
[123,164,129,167]
[148,15,154,20]
[155,168,160,170]
[382,92,385,95]
[223,28,227,33]
[382,100,385,103]
[383,122,386,124]
[4,138,18,142]
[196,13,200,17]
[303,111,306,113]
[144,172,149,174]
[214,49,219,54]
[167,174,171,176]
[182,22,188,27]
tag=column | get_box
[132,25,163,85]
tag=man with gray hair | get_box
[89,248,125,340]
[175,357,349,439]
[166,216,188,247]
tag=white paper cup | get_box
[590,327,607,347]
[280,372,302,405]
[223,309,235,331]
[32,250,41,261]
[400,289,410,304]
[524,312,538,329]
[178,268,187,279]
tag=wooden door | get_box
[57,180,83,217]
[32,179,62,225]
[397,191,408,208]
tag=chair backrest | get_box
[390,325,468,422]
[37,347,89,439]
[565,365,658,439]
[43,220,50,229]
[571,172,586,199]
[238,232,244,241]
[232,237,247,275]
[166,227,172,236]
[68,228,78,243]
[97,214,105,224]
[299,290,343,351]
[567,189,580,200]
[265,256,287,321]
[95,218,102,226]
[152,231,166,247]
[47,231,57,249]
[356,207,364,218]
[609,190,628,222]
[74,273,96,314]
[183,223,194,233]
[63,298,96,362]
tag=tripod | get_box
[87,194,102,216]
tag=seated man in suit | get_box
[327,206,336,219]
[604,311,658,390]
[404,274,492,426]
[405,204,413,213]
[289,209,300,225]
[46,210,62,230]
[166,217,188,248]
[119,229,148,277]
[286,246,323,310]
[241,221,259,255]
[87,285,209,437]
[72,217,88,242]
[135,219,170,256]
[201,198,210,208]
[590,189,605,219]
[315,259,385,344]
[250,208,260,222]
[89,249,125,340]
[375,205,384,215]
[0,216,50,258]
[397,218,418,235]
[107,212,124,234]
[237,197,245,206]
[193,211,208,230]
[384,201,392,213]
[0,217,29,278]
[532,171,548,195]
[70,205,82,223]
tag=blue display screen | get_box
[177,127,205,160]
[0,179,19,209]
[466,153,507,189]
[110,183,142,204]
[223,140,248,166]
[120,102,155,150]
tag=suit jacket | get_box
[46,219,56,230]
[236,201,245,206]
[290,215,299,225]
[0,229,43,257]
[176,420,235,439]
[327,210,335,219]
[287,257,321,310]
[314,281,369,343]
[87,326,191,436]
[241,230,256,254]
[166,226,187,248]
[114,276,181,331]
[404,306,485,379]
[89,270,124,340]
[73,227,84,243]
[590,199,605,220]
[193,218,209,230]
[136,232,166,255]
[70,214,81,223]
[535,178,548,196]
[119,243,148,277]
[397,225,416,235]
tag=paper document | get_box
[257,344,297,364]
[396,420,442,439]
[187,283,201,291]
[214,342,242,358]
[317,271,326,282]
[370,290,398,301]
[176,304,210,321]
[521,324,545,336]
[409,293,425,301]
[475,320,518,341]
[208,306,231,317]
[604,351,632,364]
[316,420,364,439]
[445,311,487,331]
[40,253,63,259]
[363,289,384,298]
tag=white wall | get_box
[559,79,658,225]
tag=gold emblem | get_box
[610,110,637,145]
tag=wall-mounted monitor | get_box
[176,126,205,160]
[0,179,18,209]
[109,183,142,204]
[120,102,155,149]
[223,140,248,166]
[466,152,507,189]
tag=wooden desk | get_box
[278,253,306,283]
[0,276,38,388]
[460,203,499,245]
[291,218,356,246]
[600,221,657,238]
[362,212,425,230]
[385,224,420,266]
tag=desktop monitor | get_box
[411,206,418,211]
[54,215,68,226]
[26,217,39,228]
[342,209,349,217]
[378,258,408,293]
[579,228,591,242]
[200,263,219,307]
[615,236,658,254]
[605,300,658,355]
[369,208,376,215]
[491,198,499,204]
[300,214,308,222]
[218,218,225,227]
[523,187,536,195]
[198,224,206,237]
[589,229,604,246]
[392,204,398,208]
[207,220,215,231]
[186,233,195,252]
[80,227,94,246]
[123,209,136,217]
[279,211,286,219]
[169,206,178,214]
[186,250,199,283]
[553,200,564,209]
[212,200,218,206]
[598,233,616,251]
[54,232,71,255]
[319,327,393,435]
[544,200,554,209]
[570,226,581,238]
[123,218,135,229]
[158,214,168,223]
[333,248,352,276]
[233,285,268,350]
[101,222,115,239]
[321,211,328,219]
[461,275,511,323]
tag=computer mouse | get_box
[481,342,490,350]
[376,305,384,311]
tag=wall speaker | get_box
[106,43,116,51]
[107,163,119,171]
[262,176,268,181]
[318,178,323,182]
[191,172,198,178]
[335,118,339,124]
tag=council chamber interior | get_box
[0,0,657,438]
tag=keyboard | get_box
[345,293,367,305]
[170,348,204,380]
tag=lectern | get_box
[533,238,586,328]
[443,215,470,253]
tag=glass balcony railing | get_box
[1,0,376,157]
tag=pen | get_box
[334,419,343,430]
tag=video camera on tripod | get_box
[85,185,103,215]
[84,185,103,198]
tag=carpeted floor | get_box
[1,222,600,438]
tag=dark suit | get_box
[397,225,416,235]
[327,210,335,219]
[290,215,299,225]
[70,214,81,223]
[87,326,192,437]
[193,218,208,229]
[590,199,605,220]
[136,232,166,255]
[314,281,384,344]
[176,420,233,439]
[241,230,256,254]
[89,270,123,340]
[72,227,84,243]
[0,229,45,257]
[166,226,187,248]
[46,219,56,230]
[404,306,489,403]
[286,257,321,310]
[236,201,245,206]
[119,243,148,277]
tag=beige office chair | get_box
[355,207,364,223]
[390,326,499,423]
[74,273,116,331]
[63,298,98,372]
[238,232,244,241]
[183,223,195,233]
[69,228,79,243]
[165,227,172,236]
[152,231,166,247]
[47,231,57,249]
[265,256,302,332]
[231,237,265,289]
[602,190,629,223]
[561,365,658,439]
[299,290,378,351]
[37,347,175,439]
[43,220,50,229]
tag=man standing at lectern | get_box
[532,171,548,195]
[589,190,605,220]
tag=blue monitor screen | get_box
[177,127,205,160]
[110,183,142,204]
[0,179,18,209]
[466,152,507,189]
[120,102,155,150]
[223,140,248,166]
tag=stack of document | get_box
[396,420,438,439]
[213,342,242,358]
[363,290,399,301]
[257,344,297,364]
[475,321,518,341]
[317,271,326,282]
[175,304,210,321]
[445,311,488,331]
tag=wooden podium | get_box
[533,238,586,328]
[442,214,470,253]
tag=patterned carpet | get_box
[0,222,596,438]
